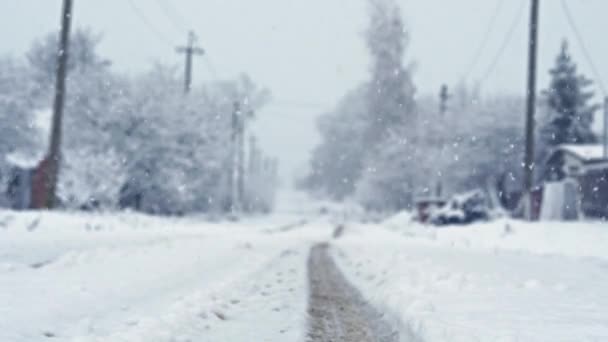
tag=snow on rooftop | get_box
[558,144,607,162]
[5,151,43,169]
[6,109,51,169]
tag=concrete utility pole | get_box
[247,135,259,211]
[248,136,258,180]
[523,0,540,221]
[45,0,73,208]
[436,84,449,198]
[236,111,250,211]
[229,101,241,213]
[176,31,204,93]
[604,97,608,158]
[228,101,253,213]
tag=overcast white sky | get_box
[1,0,607,181]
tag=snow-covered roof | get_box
[5,151,44,169]
[6,109,51,169]
[556,144,607,163]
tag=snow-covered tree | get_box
[355,131,422,211]
[352,0,418,209]
[0,57,39,203]
[442,94,525,193]
[5,28,271,213]
[303,85,369,200]
[111,68,269,214]
[27,28,110,89]
[540,40,599,147]
[24,28,125,209]
[365,0,416,145]
[0,57,38,159]
[302,0,416,205]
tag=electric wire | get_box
[560,0,607,96]
[478,0,527,85]
[152,1,221,81]
[127,0,175,46]
[154,0,189,33]
[460,0,506,81]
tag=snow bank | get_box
[383,218,608,261]
[333,223,608,341]
[0,210,329,341]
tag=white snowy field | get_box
[0,210,330,342]
[3,205,607,342]
[334,218,608,341]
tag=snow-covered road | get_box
[307,243,399,342]
[2,209,607,341]
[0,211,330,341]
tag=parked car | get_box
[429,190,490,226]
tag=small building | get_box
[4,109,53,210]
[543,144,608,219]
[6,165,33,210]
[5,152,50,210]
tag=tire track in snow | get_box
[306,243,400,342]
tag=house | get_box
[5,153,50,210]
[4,109,52,210]
[543,144,608,219]
[6,164,33,209]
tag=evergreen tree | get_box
[303,86,369,200]
[540,40,599,146]
[301,0,415,203]
[365,0,416,146]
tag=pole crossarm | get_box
[176,31,205,93]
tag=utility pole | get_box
[45,0,73,208]
[229,101,241,213]
[604,96,608,158]
[436,84,449,198]
[229,103,253,214]
[523,0,540,221]
[247,135,259,212]
[236,110,250,211]
[176,31,204,93]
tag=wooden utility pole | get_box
[176,31,204,93]
[523,0,540,220]
[436,84,449,198]
[604,97,608,158]
[45,0,73,208]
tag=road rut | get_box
[307,243,399,342]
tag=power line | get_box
[154,0,189,33]
[560,0,607,96]
[266,100,333,110]
[150,1,222,82]
[460,0,505,81]
[127,0,175,46]
[478,0,527,85]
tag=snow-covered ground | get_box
[0,210,329,341]
[3,205,607,342]
[333,218,608,341]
